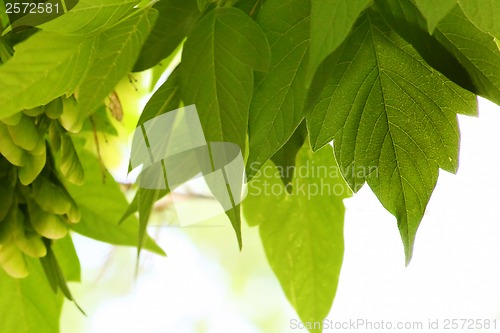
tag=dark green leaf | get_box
[414,0,457,32]
[196,0,214,11]
[39,238,82,313]
[433,3,500,105]
[0,160,15,221]
[307,10,477,264]
[269,121,306,189]
[138,68,181,125]
[308,0,371,84]
[133,0,200,72]
[375,0,478,96]
[52,235,80,283]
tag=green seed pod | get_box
[28,202,68,240]
[44,98,63,120]
[14,209,46,258]
[0,112,22,126]
[60,134,84,185]
[0,205,28,278]
[66,202,81,224]
[23,106,45,117]
[7,114,42,152]
[0,242,28,278]
[18,149,46,186]
[59,96,84,133]
[48,121,62,152]
[16,231,47,258]
[32,176,72,215]
[0,123,26,167]
[30,137,46,156]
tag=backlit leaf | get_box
[415,0,457,32]
[0,32,96,119]
[38,0,139,35]
[308,0,371,83]
[75,8,157,122]
[459,0,500,40]
[0,257,63,333]
[180,6,270,248]
[244,144,351,332]
[133,0,200,72]
[246,0,309,180]
[307,9,477,264]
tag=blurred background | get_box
[60,67,500,332]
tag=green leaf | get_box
[459,0,500,39]
[65,148,165,256]
[433,3,500,105]
[246,0,309,180]
[233,0,263,16]
[138,68,181,125]
[374,0,478,97]
[307,10,477,264]
[0,1,8,33]
[308,0,371,84]
[0,257,64,333]
[196,0,214,11]
[243,144,351,332]
[75,8,157,122]
[130,70,181,254]
[124,68,179,229]
[133,0,200,72]
[39,238,83,314]
[52,235,80,283]
[4,0,79,33]
[415,0,457,32]
[181,6,270,150]
[180,7,270,247]
[38,0,139,35]
[378,0,500,106]
[136,188,162,258]
[269,121,306,189]
[0,32,96,119]
[0,38,13,63]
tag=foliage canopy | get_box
[1,0,500,332]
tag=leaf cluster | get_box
[1,0,500,332]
